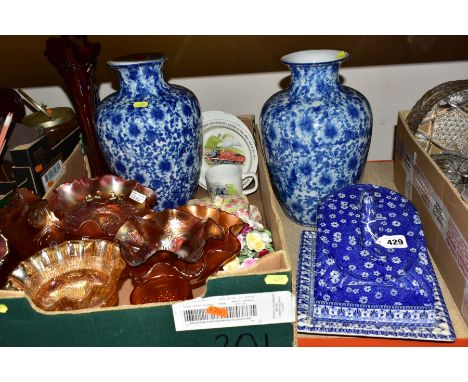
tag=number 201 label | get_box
[376,235,408,249]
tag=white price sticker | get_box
[172,291,295,331]
[376,235,408,249]
[41,159,63,192]
[129,190,147,204]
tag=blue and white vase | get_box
[260,50,372,226]
[96,53,202,210]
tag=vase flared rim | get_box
[107,52,166,67]
[281,50,349,65]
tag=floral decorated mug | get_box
[205,164,258,197]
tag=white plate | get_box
[199,111,258,190]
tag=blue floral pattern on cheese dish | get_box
[260,53,372,226]
[296,230,455,341]
[96,57,202,210]
[314,184,437,326]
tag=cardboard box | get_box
[394,111,468,324]
[9,127,81,196]
[0,122,295,346]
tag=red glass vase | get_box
[44,35,109,177]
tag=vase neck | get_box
[113,61,170,97]
[288,62,341,98]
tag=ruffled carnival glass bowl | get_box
[47,175,157,239]
[115,209,224,266]
[5,240,126,311]
[116,206,245,299]
[0,188,68,288]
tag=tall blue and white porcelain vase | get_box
[96,53,202,210]
[260,50,372,226]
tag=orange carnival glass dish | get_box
[6,239,125,311]
[115,209,224,266]
[117,206,245,293]
[48,174,157,239]
[0,188,68,288]
[130,262,193,304]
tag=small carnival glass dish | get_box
[115,209,224,266]
[6,239,126,311]
[48,174,157,239]
[130,263,193,304]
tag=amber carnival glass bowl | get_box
[117,206,245,292]
[130,262,193,304]
[6,239,126,311]
[48,174,157,239]
[0,188,69,288]
[115,209,224,266]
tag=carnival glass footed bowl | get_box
[130,262,193,304]
[5,239,126,311]
[48,174,157,239]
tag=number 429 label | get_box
[376,235,408,249]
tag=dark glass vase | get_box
[44,36,109,177]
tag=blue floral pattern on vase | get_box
[260,50,372,226]
[314,184,438,326]
[96,53,201,210]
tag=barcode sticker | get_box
[129,190,147,203]
[41,160,63,192]
[172,291,295,331]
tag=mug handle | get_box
[242,172,258,195]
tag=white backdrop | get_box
[21,60,468,161]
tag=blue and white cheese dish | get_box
[297,184,455,341]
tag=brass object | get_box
[22,107,75,130]
[18,88,78,146]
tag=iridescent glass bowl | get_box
[48,175,157,239]
[117,206,245,290]
[177,206,245,288]
[115,209,224,266]
[0,189,68,288]
[130,263,193,304]
[6,240,126,311]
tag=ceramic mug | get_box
[205,164,258,197]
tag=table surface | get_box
[274,161,468,346]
